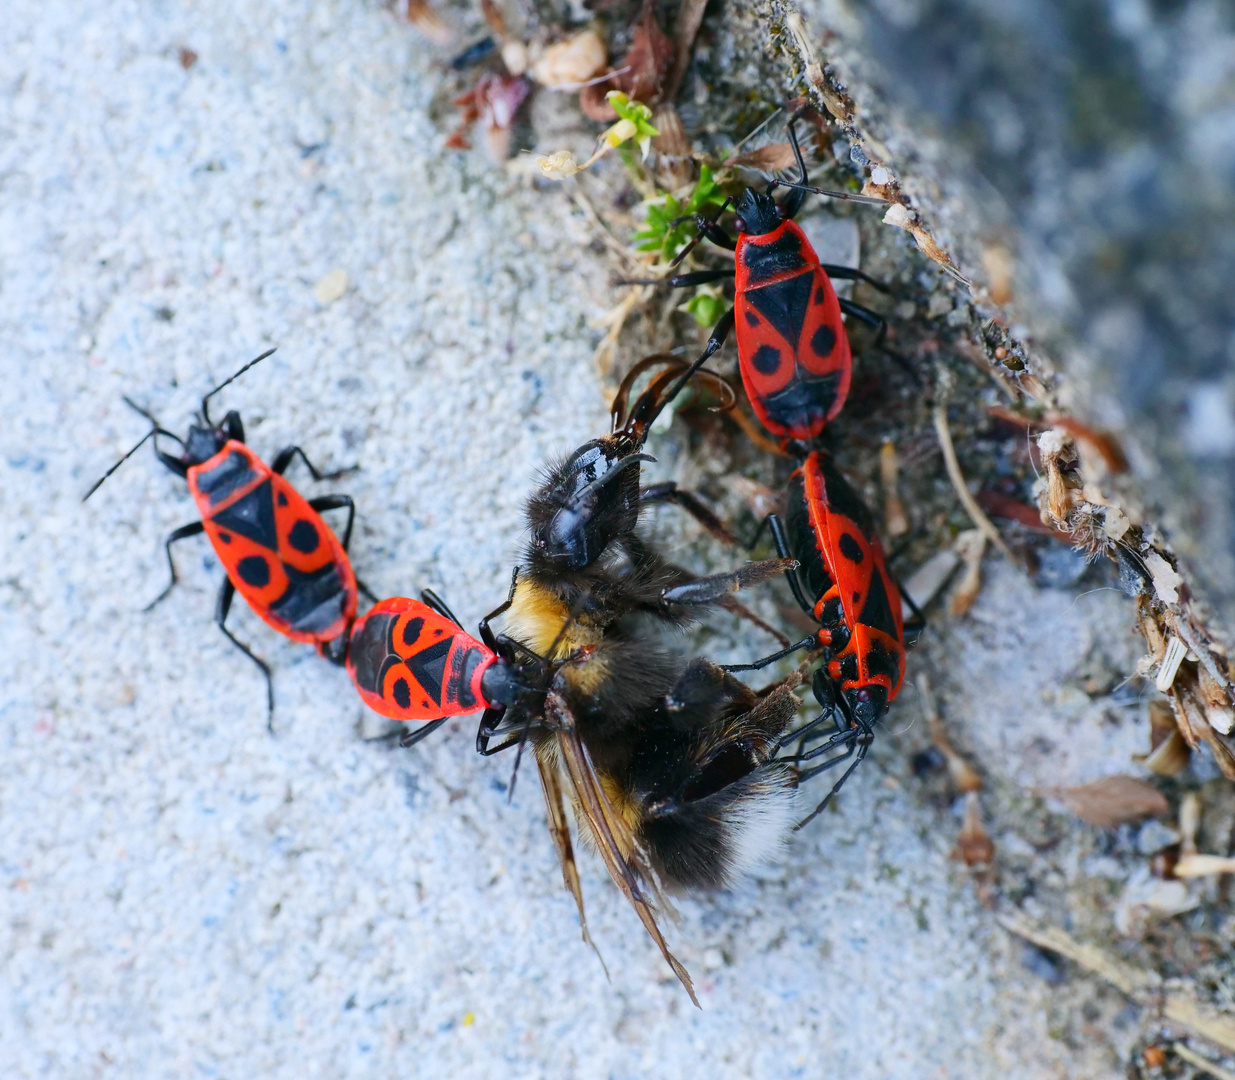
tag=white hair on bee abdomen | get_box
[718,766,798,885]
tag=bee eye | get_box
[856,688,872,702]
[775,202,787,219]
[734,215,747,233]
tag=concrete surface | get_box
[0,2,1158,1077]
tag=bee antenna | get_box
[201,347,277,424]
[82,428,155,502]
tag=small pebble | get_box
[1136,818,1181,856]
[314,268,348,304]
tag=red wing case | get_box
[188,441,357,644]
[347,596,496,721]
[733,220,852,442]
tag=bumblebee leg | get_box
[270,445,357,482]
[144,520,206,611]
[661,554,796,606]
[641,482,735,544]
[214,576,275,730]
[713,595,792,647]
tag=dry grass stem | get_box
[933,405,1014,561]
[998,913,1235,1052]
[1172,1043,1235,1080]
[879,441,909,538]
[949,529,986,618]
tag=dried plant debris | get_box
[1045,776,1170,830]
[999,913,1235,1053]
[952,792,995,867]
[918,674,982,795]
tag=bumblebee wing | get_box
[545,690,700,1008]
[535,748,608,975]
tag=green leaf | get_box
[685,291,728,328]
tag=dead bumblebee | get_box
[480,632,803,1005]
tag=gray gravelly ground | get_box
[1,2,1138,1077]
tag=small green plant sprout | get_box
[682,288,728,329]
[633,164,728,260]
[536,92,659,180]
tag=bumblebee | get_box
[479,629,804,1006]
[507,353,795,665]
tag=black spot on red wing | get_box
[852,591,861,605]
[288,519,320,553]
[838,533,865,564]
[277,492,289,507]
[237,555,271,588]
[745,311,760,328]
[746,273,813,348]
[751,344,783,375]
[392,677,412,710]
[858,569,899,639]
[406,638,452,704]
[433,628,443,637]
[269,561,347,634]
[810,323,837,358]
[401,616,424,648]
[212,478,279,551]
[814,286,824,305]
[195,450,256,505]
[217,532,232,544]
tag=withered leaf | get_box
[579,0,672,120]
[1050,776,1169,828]
[723,143,798,172]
